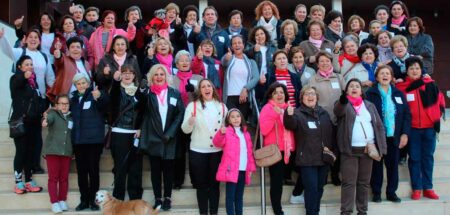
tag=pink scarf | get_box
[113,53,126,67]
[391,15,406,25]
[27,71,37,89]
[309,36,324,49]
[156,53,173,74]
[176,70,193,106]
[269,100,295,164]
[150,82,168,95]
[347,95,363,115]
[318,67,333,78]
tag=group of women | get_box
[1,0,445,215]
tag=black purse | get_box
[8,105,26,138]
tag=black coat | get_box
[109,80,144,129]
[169,21,188,56]
[365,85,411,146]
[284,105,333,166]
[96,53,141,92]
[386,18,407,35]
[139,87,185,159]
[277,34,303,50]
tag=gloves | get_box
[140,79,148,90]
[339,91,348,104]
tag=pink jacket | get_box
[213,126,256,185]
[88,25,136,67]
[259,103,295,151]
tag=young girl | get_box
[42,95,73,213]
[213,108,256,215]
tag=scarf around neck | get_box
[176,70,193,106]
[268,99,294,164]
[338,53,361,67]
[361,61,378,82]
[150,82,168,95]
[309,36,323,49]
[120,82,137,96]
[392,52,410,74]
[391,15,406,25]
[203,56,221,88]
[23,70,37,89]
[228,25,243,35]
[377,83,396,136]
[114,53,127,67]
[318,67,334,78]
[347,95,363,115]
[258,16,278,42]
[156,53,173,75]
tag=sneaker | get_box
[387,194,401,203]
[51,203,62,213]
[411,190,421,200]
[58,201,68,211]
[372,194,382,203]
[162,197,172,211]
[153,199,162,210]
[14,182,26,194]
[289,194,304,204]
[25,180,43,193]
[423,190,439,200]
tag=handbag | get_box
[253,122,282,167]
[322,146,336,165]
[8,104,27,138]
[360,121,382,161]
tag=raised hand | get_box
[254,43,261,52]
[128,21,134,29]
[225,48,233,62]
[175,15,182,25]
[91,86,101,100]
[53,38,62,58]
[287,101,294,115]
[259,72,266,84]
[24,70,32,79]
[41,117,48,127]
[188,112,196,125]
[103,64,111,75]
[220,125,227,134]
[69,3,77,14]
[196,49,203,59]
[147,44,155,58]
[193,21,201,33]
[14,16,24,29]
[113,69,122,81]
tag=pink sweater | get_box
[259,103,295,152]
[213,126,256,185]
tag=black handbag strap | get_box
[111,102,134,127]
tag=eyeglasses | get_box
[121,72,135,76]
[304,92,317,97]
[57,103,69,106]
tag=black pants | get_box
[149,156,174,199]
[330,125,340,181]
[174,129,190,187]
[301,165,329,215]
[13,121,40,183]
[74,144,103,203]
[226,96,250,120]
[269,157,285,215]
[189,150,222,214]
[110,132,143,200]
[32,124,43,169]
[371,137,399,196]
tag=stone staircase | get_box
[0,120,450,214]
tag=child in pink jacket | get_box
[213,108,256,215]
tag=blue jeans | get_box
[300,165,329,215]
[408,128,436,190]
[226,171,246,215]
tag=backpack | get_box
[11,47,49,73]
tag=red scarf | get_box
[155,53,173,74]
[318,67,333,78]
[27,71,37,89]
[338,53,361,67]
[275,68,289,75]
[391,15,406,25]
[176,70,193,106]
[150,82,168,95]
[269,100,295,164]
[347,95,363,115]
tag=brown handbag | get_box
[254,123,282,167]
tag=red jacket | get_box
[213,126,256,185]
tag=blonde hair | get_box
[154,37,174,55]
[309,5,326,18]
[389,35,408,49]
[146,64,172,86]
[255,1,280,20]
[165,3,180,15]
[280,19,299,36]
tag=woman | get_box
[120,5,149,65]
[165,3,185,56]
[70,73,109,211]
[309,5,326,21]
[324,10,345,44]
[245,26,277,79]
[222,35,259,118]
[69,4,96,38]
[142,37,174,76]
[181,5,199,57]
[356,43,379,91]
[88,10,136,67]
[299,20,335,68]
[293,4,309,41]
[406,17,434,74]
[361,20,382,45]
[333,35,366,84]
[109,65,144,201]
[388,35,416,82]
[139,64,185,211]
[181,79,227,215]
[374,5,390,30]
[386,0,409,35]
[254,1,282,46]
[348,15,370,44]
[284,86,334,215]
[10,55,45,194]
[376,30,394,64]
[170,50,203,189]
[277,19,302,53]
[48,37,92,103]
[366,65,411,203]
[288,46,316,86]
[396,57,445,200]
[225,10,249,44]
[96,35,140,92]
[192,39,224,98]
[334,78,387,215]
[259,82,295,215]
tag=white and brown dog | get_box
[95,190,159,215]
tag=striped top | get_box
[275,69,295,106]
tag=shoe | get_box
[284,179,295,186]
[90,201,99,211]
[75,202,89,211]
[51,203,62,213]
[399,157,407,165]
[33,166,45,174]
[423,190,439,200]
[386,194,401,203]
[162,197,171,211]
[289,194,304,204]
[411,190,421,200]
[58,201,68,211]
[372,194,382,203]
[14,182,26,194]
[25,180,43,192]
[153,198,162,210]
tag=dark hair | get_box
[66,36,84,48]
[55,94,70,105]
[120,64,139,85]
[406,17,425,33]
[182,5,199,21]
[225,109,247,131]
[39,12,56,33]
[373,5,389,18]
[344,78,365,98]
[390,0,410,18]
[16,55,32,70]
[101,10,117,23]
[124,6,142,22]
[228,10,243,21]
[60,15,78,33]
[24,29,42,50]
[405,56,424,71]
[231,35,244,44]
[109,35,130,55]
[194,79,221,108]
[248,26,271,45]
[374,64,395,84]
[324,10,343,25]
[264,82,289,103]
[306,19,326,35]
[357,43,379,60]
[272,50,288,64]
[315,50,333,64]
[289,46,305,61]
